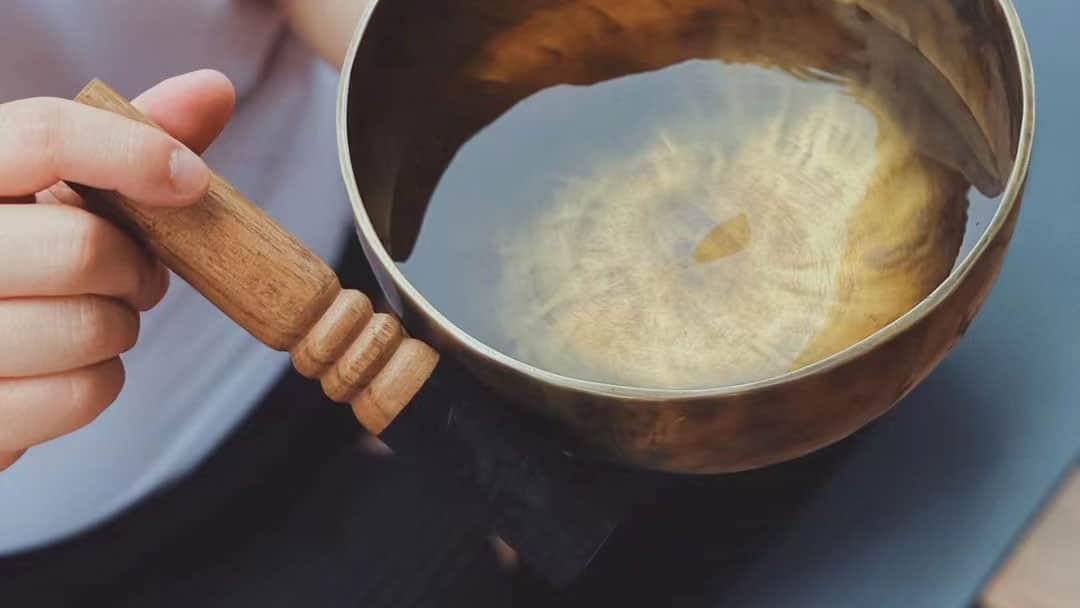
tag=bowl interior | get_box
[342,0,1031,397]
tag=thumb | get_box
[132,69,236,155]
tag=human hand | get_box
[0,70,236,472]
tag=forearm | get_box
[274,0,373,70]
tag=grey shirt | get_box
[0,0,351,553]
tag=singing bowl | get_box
[340,0,1034,473]
[77,0,1034,474]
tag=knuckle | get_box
[74,297,139,359]
[120,308,140,353]
[121,123,173,186]
[126,253,162,312]
[113,307,140,354]
[74,298,108,355]
[0,98,63,165]
[63,210,152,309]
[66,212,117,281]
[137,263,169,312]
[66,360,124,428]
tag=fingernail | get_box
[168,147,209,199]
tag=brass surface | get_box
[337,0,1034,472]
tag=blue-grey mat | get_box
[713,2,1080,605]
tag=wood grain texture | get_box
[73,80,438,435]
[982,468,1080,608]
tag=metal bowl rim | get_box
[335,0,1037,402]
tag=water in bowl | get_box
[395,0,1004,389]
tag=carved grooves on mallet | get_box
[72,80,440,437]
[290,288,437,434]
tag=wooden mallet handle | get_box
[72,79,439,435]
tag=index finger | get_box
[0,97,209,206]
